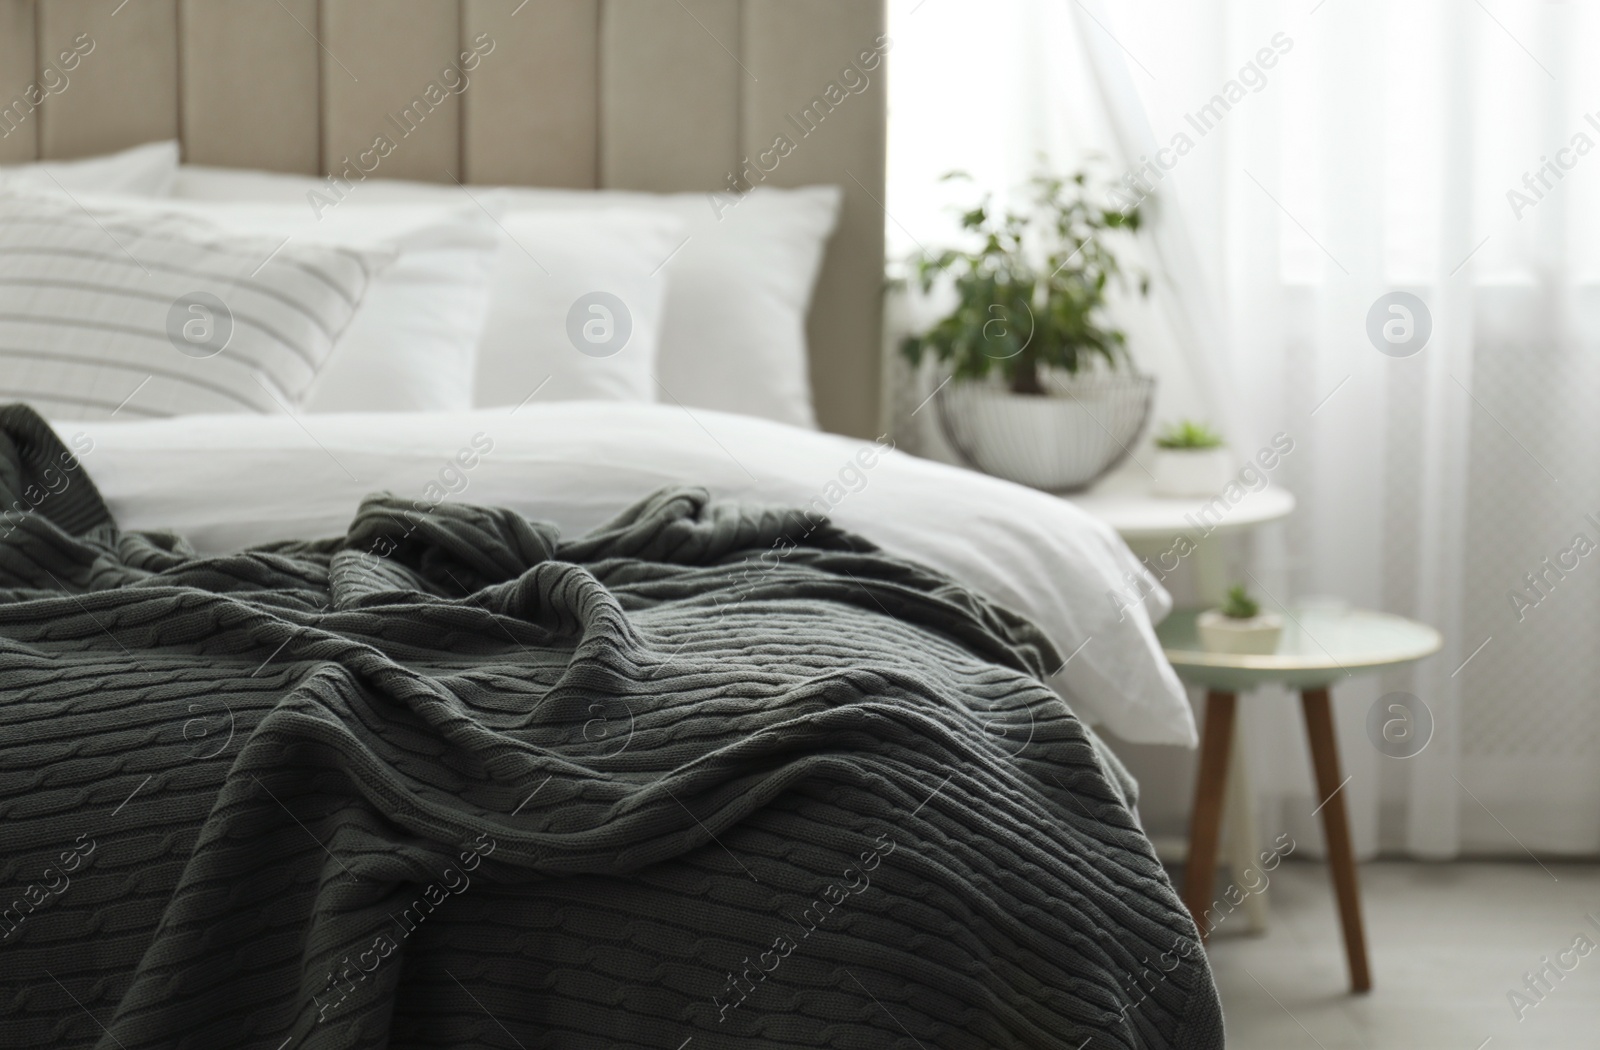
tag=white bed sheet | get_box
[59,404,1194,746]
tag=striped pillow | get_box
[0,189,389,420]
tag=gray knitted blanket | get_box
[0,405,1222,1050]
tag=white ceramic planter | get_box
[1197,609,1284,655]
[1152,447,1235,498]
[936,374,1154,492]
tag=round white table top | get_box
[1065,475,1296,540]
[1157,606,1443,690]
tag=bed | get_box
[0,3,1221,1048]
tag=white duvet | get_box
[60,404,1194,746]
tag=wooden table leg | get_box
[1183,690,1236,941]
[1301,687,1372,993]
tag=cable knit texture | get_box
[0,404,1222,1050]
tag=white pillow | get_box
[105,200,500,412]
[169,167,842,426]
[306,207,499,412]
[0,189,387,419]
[165,178,676,407]
[1,141,178,196]
[473,209,684,406]
[646,186,840,429]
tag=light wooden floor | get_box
[1182,860,1600,1049]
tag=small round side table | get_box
[1157,606,1442,993]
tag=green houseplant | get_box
[902,170,1154,491]
[1198,584,1283,655]
[1152,418,1234,497]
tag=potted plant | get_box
[1198,585,1283,655]
[901,171,1153,492]
[1152,419,1234,497]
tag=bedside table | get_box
[1158,606,1442,993]
[1067,478,1294,935]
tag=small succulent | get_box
[1155,420,1224,450]
[1221,585,1261,620]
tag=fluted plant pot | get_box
[936,372,1155,492]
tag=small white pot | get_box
[1152,447,1235,498]
[1197,609,1284,655]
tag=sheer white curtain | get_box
[885,0,1232,444]
[889,0,1600,859]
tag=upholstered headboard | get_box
[0,0,888,437]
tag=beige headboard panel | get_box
[0,0,888,438]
